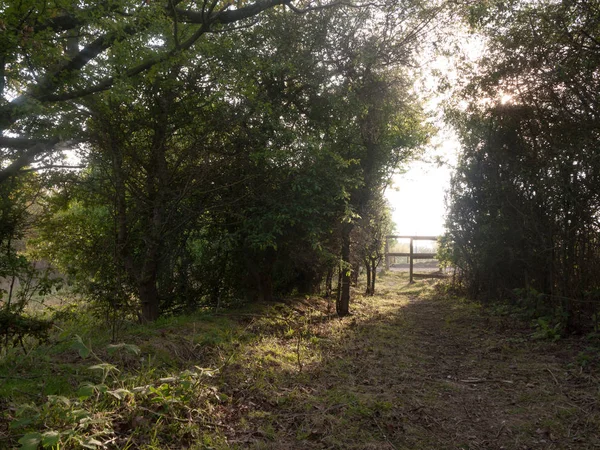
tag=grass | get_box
[1,271,600,449]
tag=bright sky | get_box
[385,127,459,237]
[385,26,485,237]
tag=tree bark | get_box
[351,261,360,286]
[138,200,164,322]
[337,223,352,316]
[371,258,377,295]
[137,94,171,322]
[365,259,372,295]
[325,268,333,298]
[139,271,160,322]
[259,271,274,302]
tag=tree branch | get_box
[0,24,140,129]
[284,0,374,14]
[0,136,57,150]
[1,0,297,126]
[40,0,291,102]
[0,138,60,184]
[175,0,289,24]
[0,138,80,184]
[20,164,86,173]
[0,0,346,183]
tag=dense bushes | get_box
[444,0,600,332]
[14,5,428,322]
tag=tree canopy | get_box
[0,0,373,182]
[1,0,435,322]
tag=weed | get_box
[531,318,562,341]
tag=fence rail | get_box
[385,235,439,283]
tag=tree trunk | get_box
[139,271,160,322]
[325,268,333,298]
[112,139,136,276]
[365,259,371,295]
[337,262,343,300]
[351,261,360,286]
[259,271,274,302]
[371,258,377,295]
[138,207,163,323]
[337,224,352,316]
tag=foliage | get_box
[444,0,600,332]
[354,192,395,296]
[8,335,224,449]
[25,2,432,321]
[0,174,58,351]
[1,0,333,183]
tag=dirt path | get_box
[221,273,600,449]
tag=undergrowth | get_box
[0,278,362,449]
[2,272,600,449]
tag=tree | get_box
[326,18,431,314]
[355,193,394,296]
[27,0,433,321]
[0,173,57,349]
[33,6,346,320]
[0,0,350,184]
[445,0,600,331]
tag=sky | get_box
[385,127,459,237]
[384,27,485,238]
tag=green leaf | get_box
[71,409,91,422]
[81,437,103,448]
[88,363,118,373]
[72,335,90,359]
[47,395,70,407]
[41,431,60,447]
[107,343,140,355]
[10,417,33,429]
[77,383,95,399]
[107,388,132,400]
[18,432,41,450]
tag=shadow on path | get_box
[223,274,600,449]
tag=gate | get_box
[384,235,439,283]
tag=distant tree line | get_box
[444,0,600,332]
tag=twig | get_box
[296,330,303,373]
[458,378,514,384]
[0,374,41,379]
[546,368,559,386]
[496,423,506,438]
[11,388,42,399]
[374,418,398,450]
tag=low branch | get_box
[284,0,375,14]
[43,0,293,103]
[1,25,140,129]
[0,136,57,150]
[2,0,345,125]
[21,164,86,173]
[0,138,80,184]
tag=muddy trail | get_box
[221,273,600,449]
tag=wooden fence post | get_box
[409,238,414,284]
[385,238,390,271]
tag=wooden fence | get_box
[384,235,439,283]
